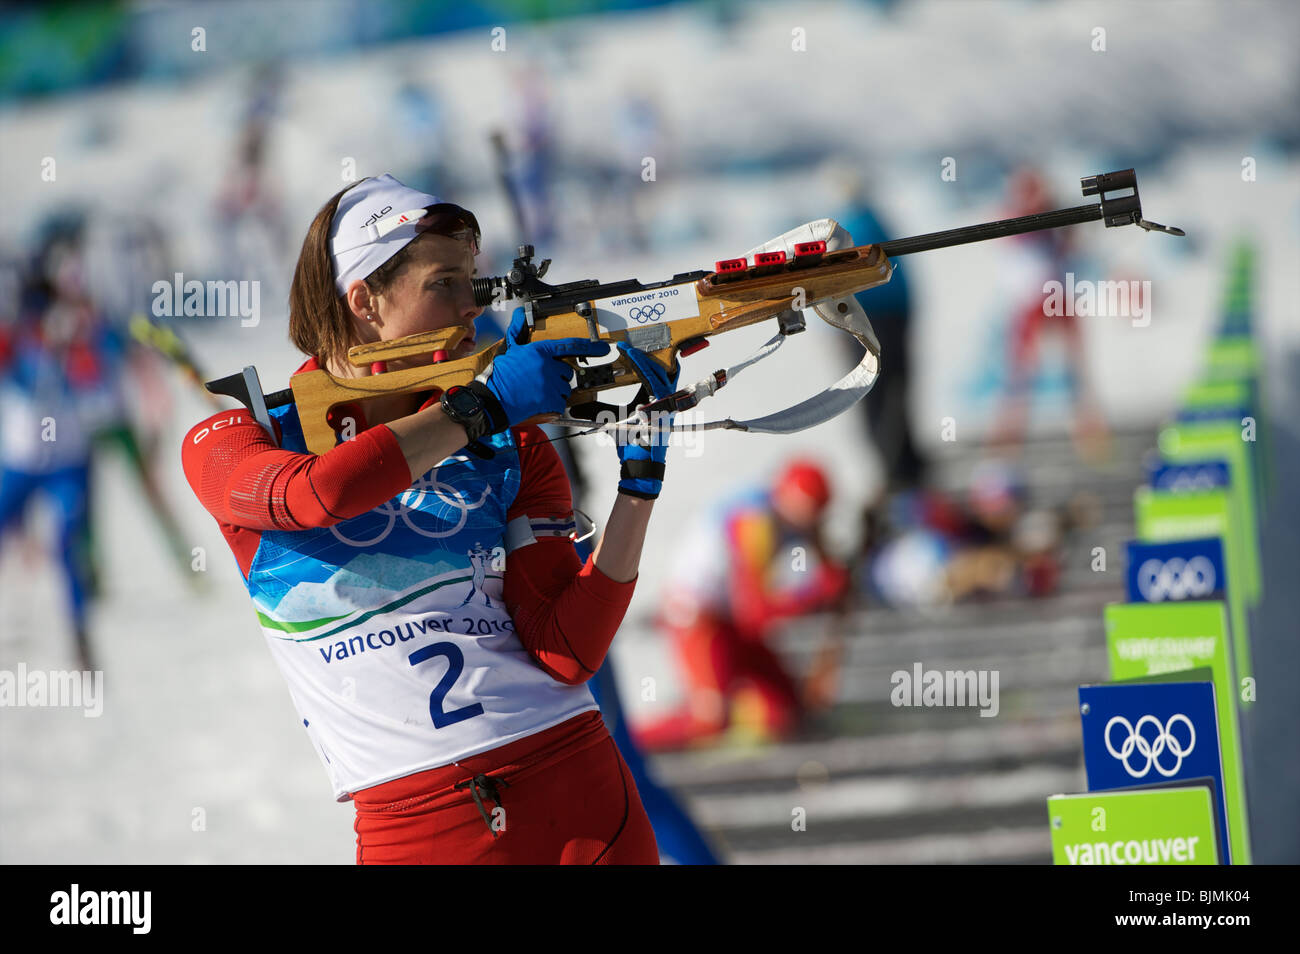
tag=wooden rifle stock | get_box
[289,246,893,453]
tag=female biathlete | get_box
[181,174,676,864]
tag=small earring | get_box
[366,314,376,323]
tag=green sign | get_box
[1157,423,1260,604]
[1204,336,1259,383]
[1105,601,1251,864]
[1113,666,1214,686]
[1134,488,1253,689]
[1048,787,1220,865]
[1220,242,1255,321]
[1182,379,1251,412]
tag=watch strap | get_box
[464,381,509,435]
[439,390,487,444]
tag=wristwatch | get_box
[440,384,495,443]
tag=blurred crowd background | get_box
[2,0,1297,864]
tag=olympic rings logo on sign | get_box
[1135,556,1216,602]
[1104,714,1196,778]
[1156,470,1219,492]
[629,303,666,323]
[330,467,492,547]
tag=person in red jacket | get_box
[633,459,849,751]
[182,174,677,864]
[989,167,1107,456]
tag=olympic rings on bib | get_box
[330,466,492,547]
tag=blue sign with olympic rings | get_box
[1079,680,1229,863]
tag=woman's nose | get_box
[460,285,484,323]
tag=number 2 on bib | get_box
[408,641,486,728]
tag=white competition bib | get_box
[246,409,597,800]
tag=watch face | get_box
[446,386,483,418]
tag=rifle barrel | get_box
[879,203,1102,258]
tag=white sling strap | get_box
[554,218,883,438]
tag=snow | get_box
[2,0,1297,863]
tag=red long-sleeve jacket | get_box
[181,383,633,687]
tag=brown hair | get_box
[287,179,477,366]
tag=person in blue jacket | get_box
[836,178,927,491]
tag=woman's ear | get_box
[344,280,375,323]
[344,280,381,342]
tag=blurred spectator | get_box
[609,86,666,252]
[391,73,454,196]
[511,64,559,247]
[77,213,199,589]
[1,213,200,672]
[633,459,849,751]
[989,167,1107,456]
[0,224,106,669]
[213,64,288,290]
[858,459,1073,609]
[830,168,927,491]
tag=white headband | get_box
[329,174,445,296]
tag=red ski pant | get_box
[353,710,659,864]
[1010,298,1082,375]
[635,614,804,751]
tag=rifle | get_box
[206,169,1182,453]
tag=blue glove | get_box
[615,342,680,499]
[478,308,610,428]
[503,305,530,346]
